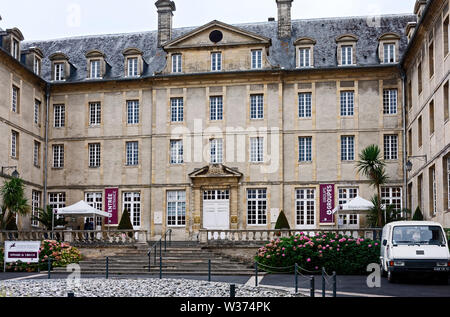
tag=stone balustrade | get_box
[0,230,148,246]
[199,229,383,245]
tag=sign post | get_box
[4,241,41,272]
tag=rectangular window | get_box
[418,62,423,94]
[210,139,223,164]
[31,191,41,228]
[90,60,101,79]
[171,98,184,122]
[250,137,264,163]
[444,81,449,122]
[211,52,222,71]
[250,94,264,119]
[418,116,423,148]
[381,187,402,212]
[210,96,223,121]
[383,43,396,63]
[167,191,186,226]
[338,188,358,205]
[408,129,412,156]
[126,141,139,166]
[299,48,311,68]
[127,100,140,124]
[429,166,437,216]
[127,58,138,77]
[407,81,412,110]
[418,174,423,211]
[384,135,398,160]
[49,193,65,222]
[429,42,434,78]
[12,39,19,59]
[429,100,435,135]
[89,102,101,126]
[53,144,64,168]
[54,104,65,128]
[298,137,312,162]
[340,91,354,116]
[123,192,141,228]
[85,192,103,226]
[296,189,316,228]
[447,158,450,211]
[341,136,355,161]
[54,63,65,81]
[89,143,101,168]
[341,46,353,65]
[172,54,182,73]
[251,50,262,69]
[383,89,398,114]
[170,140,184,164]
[11,131,18,158]
[34,57,41,76]
[34,99,41,125]
[12,86,19,113]
[34,141,40,167]
[247,189,267,225]
[298,93,312,118]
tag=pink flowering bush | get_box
[255,232,380,275]
[1,240,82,272]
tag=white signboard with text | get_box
[4,241,41,265]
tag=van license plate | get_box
[434,267,449,272]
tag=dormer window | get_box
[299,48,311,68]
[172,54,182,73]
[90,60,101,79]
[384,44,396,63]
[85,50,107,79]
[34,57,41,76]
[379,33,400,65]
[123,48,144,78]
[336,35,358,66]
[211,52,222,71]
[295,38,316,69]
[49,52,71,82]
[54,63,65,81]
[251,50,262,69]
[22,47,44,76]
[3,28,24,61]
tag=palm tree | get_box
[0,178,31,230]
[356,145,389,227]
[32,205,67,230]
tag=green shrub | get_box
[118,208,133,230]
[412,207,424,221]
[255,232,381,275]
[274,210,290,230]
[1,240,81,272]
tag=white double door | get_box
[203,190,230,230]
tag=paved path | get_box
[0,272,448,297]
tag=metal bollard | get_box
[230,284,236,298]
[310,276,315,297]
[159,256,162,279]
[332,272,337,297]
[255,262,258,287]
[47,258,51,279]
[208,259,211,282]
[148,251,151,273]
[294,263,298,294]
[106,257,109,279]
[68,292,75,297]
[322,267,326,297]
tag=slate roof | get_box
[22,14,416,83]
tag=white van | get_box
[380,221,449,284]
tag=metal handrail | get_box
[147,229,172,268]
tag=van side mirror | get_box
[383,240,387,246]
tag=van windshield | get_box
[392,226,446,245]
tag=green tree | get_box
[0,178,30,230]
[32,205,68,230]
[412,206,424,220]
[274,210,290,230]
[118,208,133,230]
[356,145,388,227]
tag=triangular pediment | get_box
[163,20,271,50]
[189,164,243,179]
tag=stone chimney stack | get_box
[276,0,294,39]
[155,0,176,47]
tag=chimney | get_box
[276,0,294,39]
[155,0,176,47]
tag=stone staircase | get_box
[53,242,257,276]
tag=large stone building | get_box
[0,0,446,240]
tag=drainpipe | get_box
[43,84,50,209]
[400,67,408,217]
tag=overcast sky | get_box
[1,0,417,41]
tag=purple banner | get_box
[319,184,335,223]
[105,188,119,225]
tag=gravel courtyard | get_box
[0,278,294,297]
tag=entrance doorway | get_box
[203,190,230,230]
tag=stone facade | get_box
[1,1,444,240]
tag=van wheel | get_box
[387,271,397,283]
[436,274,449,285]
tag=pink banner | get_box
[320,184,335,223]
[105,188,119,225]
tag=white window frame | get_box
[11,131,18,158]
[89,102,101,126]
[172,54,182,73]
[298,137,312,162]
[431,168,437,216]
[90,60,101,79]
[341,136,355,161]
[381,187,403,212]
[34,57,41,76]
[54,63,65,81]
[298,92,312,118]
[383,89,398,115]
[127,100,140,124]
[53,144,64,168]
[211,52,222,71]
[170,140,184,164]
[247,189,267,226]
[295,189,316,229]
[337,188,359,227]
[89,143,101,168]
[340,91,354,116]
[171,98,184,122]
[210,138,223,164]
[31,191,41,228]
[12,86,19,113]
[85,192,103,226]
[210,96,223,121]
[298,48,311,68]
[49,192,65,223]
[384,135,398,160]
[126,141,139,166]
[123,192,141,228]
[250,137,264,163]
[341,45,353,66]
[250,94,264,120]
[127,57,139,77]
[34,99,41,125]
[54,104,65,128]
[383,43,396,64]
[12,39,19,59]
[167,191,186,227]
[34,141,40,167]
[251,50,262,69]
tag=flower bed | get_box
[1,240,82,272]
[255,232,381,275]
